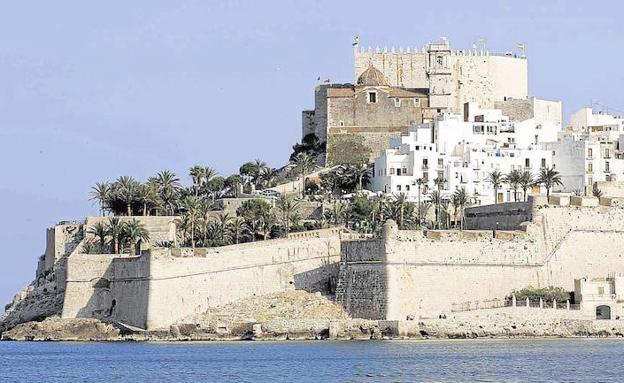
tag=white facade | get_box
[372,103,556,205]
[549,108,624,193]
[575,274,624,320]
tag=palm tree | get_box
[87,222,108,252]
[225,175,243,197]
[486,170,504,204]
[393,193,409,229]
[230,217,247,244]
[519,170,534,202]
[429,189,442,229]
[115,176,140,216]
[347,163,372,190]
[260,211,276,240]
[105,217,123,254]
[372,194,390,225]
[434,176,446,191]
[122,219,150,255]
[412,178,425,227]
[90,182,112,216]
[137,182,160,216]
[189,165,206,197]
[452,187,469,230]
[505,169,522,202]
[204,213,233,246]
[536,166,563,199]
[260,167,280,189]
[276,194,300,233]
[153,170,181,215]
[293,153,317,198]
[180,195,202,248]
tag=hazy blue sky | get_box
[1,1,622,306]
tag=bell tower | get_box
[427,39,452,110]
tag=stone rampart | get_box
[337,198,624,321]
[61,228,344,329]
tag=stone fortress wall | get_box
[353,45,528,113]
[9,195,624,332]
[60,227,353,330]
[336,195,624,321]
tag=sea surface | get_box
[0,339,622,382]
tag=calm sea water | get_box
[0,339,622,382]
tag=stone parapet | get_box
[549,194,570,206]
[570,196,599,207]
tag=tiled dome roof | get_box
[357,64,388,86]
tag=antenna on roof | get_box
[516,42,526,58]
[352,36,359,47]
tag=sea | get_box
[0,339,621,382]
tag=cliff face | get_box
[1,268,64,333]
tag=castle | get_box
[4,37,624,333]
[303,38,532,164]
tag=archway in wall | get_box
[596,305,611,320]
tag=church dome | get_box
[357,64,389,86]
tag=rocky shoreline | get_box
[4,316,624,342]
[4,290,624,342]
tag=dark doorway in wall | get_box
[596,305,611,320]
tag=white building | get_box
[575,274,624,320]
[548,108,624,194]
[371,103,558,205]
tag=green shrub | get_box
[509,286,569,302]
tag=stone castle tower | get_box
[303,38,529,165]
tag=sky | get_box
[0,0,623,307]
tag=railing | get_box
[451,297,580,313]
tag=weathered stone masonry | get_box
[336,197,624,320]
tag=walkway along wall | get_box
[62,228,348,329]
[336,197,624,320]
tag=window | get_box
[402,167,407,175]
[397,168,402,176]
[605,149,611,158]
[606,161,610,172]
[422,158,429,169]
[525,158,530,168]
[405,185,410,191]
[339,121,344,126]
[598,287,605,295]
[394,98,401,107]
[368,91,377,103]
[534,134,539,145]
[588,162,593,172]
[397,185,402,191]
[390,168,395,175]
[413,98,421,107]
[588,148,593,158]
[541,158,546,168]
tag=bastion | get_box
[5,195,624,334]
[336,196,624,320]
